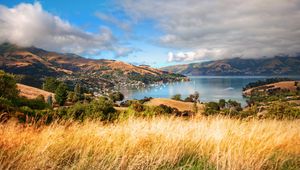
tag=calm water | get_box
[120,76,300,106]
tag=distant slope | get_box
[162,57,300,76]
[0,43,186,92]
[243,81,299,96]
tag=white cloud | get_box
[120,0,300,61]
[0,2,132,57]
[168,49,224,62]
[95,12,131,31]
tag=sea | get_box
[120,76,300,106]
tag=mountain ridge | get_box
[162,56,300,76]
[0,43,186,93]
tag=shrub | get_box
[227,99,242,111]
[19,106,35,116]
[55,83,68,106]
[172,94,182,101]
[109,91,124,102]
[88,97,117,120]
[139,97,153,104]
[12,97,49,110]
[73,83,84,102]
[267,102,300,119]
[184,91,200,103]
[68,91,75,102]
[0,97,14,112]
[42,77,60,93]
[219,99,226,108]
[131,102,145,112]
[153,104,174,115]
[120,100,136,107]
[62,97,117,121]
[0,70,19,99]
[204,102,220,115]
[180,110,194,117]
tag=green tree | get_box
[47,95,53,106]
[184,91,200,103]
[73,83,84,102]
[171,94,182,101]
[219,99,226,109]
[55,83,68,106]
[0,70,19,99]
[43,77,60,93]
[205,102,220,115]
[109,91,124,102]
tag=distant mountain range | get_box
[162,56,300,76]
[0,43,186,92]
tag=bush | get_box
[172,94,182,101]
[88,97,117,120]
[59,97,117,121]
[131,102,145,112]
[152,104,174,115]
[219,99,226,108]
[55,83,68,106]
[204,102,220,115]
[139,97,153,104]
[19,106,35,117]
[184,92,200,103]
[73,83,84,102]
[204,99,243,117]
[12,97,49,110]
[120,100,137,107]
[0,97,14,112]
[227,100,242,111]
[43,77,60,93]
[267,102,300,119]
[109,91,124,102]
[0,70,19,99]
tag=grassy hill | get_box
[0,43,187,92]
[243,81,299,96]
[17,83,54,100]
[162,56,300,76]
[145,98,204,113]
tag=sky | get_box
[0,0,300,67]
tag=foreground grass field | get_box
[0,117,299,170]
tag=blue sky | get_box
[0,0,299,67]
[0,0,176,67]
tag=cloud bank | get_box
[120,0,300,61]
[0,2,132,57]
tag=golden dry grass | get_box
[17,83,54,100]
[146,98,204,113]
[0,116,299,170]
